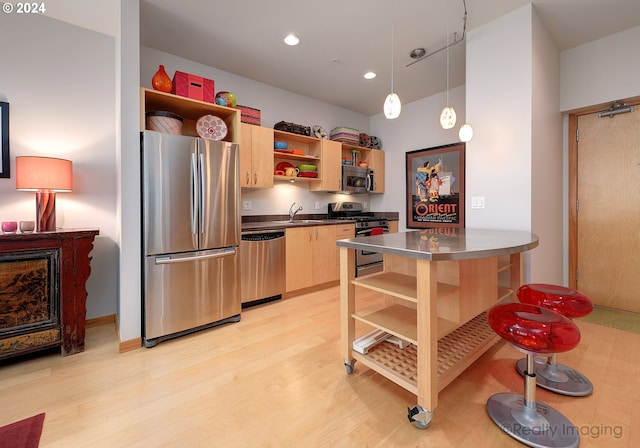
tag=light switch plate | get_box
[242,200,251,211]
[471,197,485,209]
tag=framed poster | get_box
[406,142,465,228]
[0,101,8,178]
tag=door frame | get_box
[567,95,640,289]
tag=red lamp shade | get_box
[15,156,73,232]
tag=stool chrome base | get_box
[487,392,580,448]
[516,357,594,396]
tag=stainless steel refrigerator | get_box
[141,130,241,347]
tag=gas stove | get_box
[328,202,388,229]
[329,202,388,277]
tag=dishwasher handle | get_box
[241,231,285,242]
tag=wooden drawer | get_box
[335,223,355,239]
[0,327,61,359]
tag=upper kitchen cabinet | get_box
[140,88,241,143]
[240,123,274,188]
[309,139,341,192]
[341,144,385,193]
[365,149,384,193]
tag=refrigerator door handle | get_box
[199,152,206,234]
[155,248,237,265]
[191,152,198,235]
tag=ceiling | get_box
[43,0,640,116]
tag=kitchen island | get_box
[337,228,539,428]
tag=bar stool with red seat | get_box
[487,303,580,448]
[515,283,594,396]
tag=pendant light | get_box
[459,123,473,142]
[440,29,456,129]
[384,23,401,119]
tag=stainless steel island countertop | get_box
[336,228,539,261]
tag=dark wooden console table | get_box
[0,229,99,359]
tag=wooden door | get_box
[239,124,273,188]
[573,102,640,312]
[239,124,252,187]
[250,125,274,188]
[312,225,338,285]
[368,149,385,193]
[310,140,341,192]
[285,227,314,292]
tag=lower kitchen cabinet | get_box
[285,223,354,292]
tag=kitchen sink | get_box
[271,219,326,224]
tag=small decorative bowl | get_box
[19,221,35,233]
[2,221,18,234]
[274,141,288,149]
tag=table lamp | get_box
[15,156,73,232]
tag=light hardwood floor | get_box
[0,286,638,447]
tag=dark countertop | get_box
[241,212,398,232]
[242,219,350,232]
[336,228,539,261]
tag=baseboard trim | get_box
[119,338,142,353]
[86,314,116,328]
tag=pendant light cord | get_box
[446,26,449,106]
[391,23,395,94]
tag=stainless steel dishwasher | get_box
[240,230,286,308]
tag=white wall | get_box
[561,25,640,112]
[140,47,372,218]
[369,86,466,231]
[0,13,117,319]
[465,6,533,232]
[531,9,563,283]
[116,0,141,342]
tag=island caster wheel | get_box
[407,405,432,429]
[344,360,356,375]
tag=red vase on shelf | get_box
[152,65,172,93]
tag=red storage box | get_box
[237,105,261,125]
[172,71,215,103]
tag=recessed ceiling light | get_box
[284,34,299,46]
[364,72,376,80]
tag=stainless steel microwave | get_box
[341,165,374,194]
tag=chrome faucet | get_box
[289,202,303,222]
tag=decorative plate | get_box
[196,115,227,140]
[275,161,295,171]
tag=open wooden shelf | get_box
[352,271,458,303]
[141,88,241,143]
[351,311,499,396]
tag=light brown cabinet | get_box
[310,139,342,192]
[285,223,355,292]
[341,144,385,193]
[240,123,274,188]
[366,149,385,193]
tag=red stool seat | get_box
[517,283,593,319]
[488,302,580,354]
[515,283,594,397]
[486,302,581,448]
